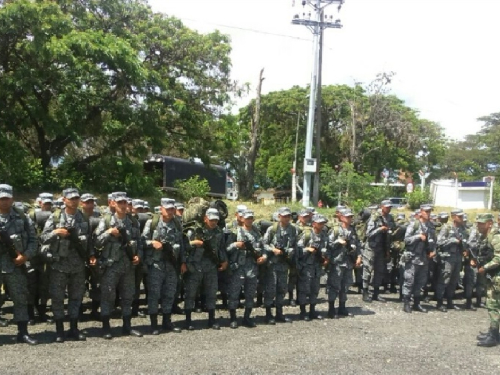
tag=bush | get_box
[406,188,432,209]
[174,176,210,202]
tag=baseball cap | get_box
[340,209,354,217]
[397,213,405,220]
[335,205,346,212]
[132,199,144,209]
[206,208,220,220]
[112,192,128,202]
[381,200,392,208]
[278,207,292,216]
[161,198,175,209]
[81,193,96,202]
[312,214,328,224]
[476,213,494,223]
[63,188,80,199]
[298,209,309,217]
[420,204,433,211]
[0,184,13,199]
[450,208,464,216]
[175,202,185,210]
[242,210,255,219]
[236,204,248,216]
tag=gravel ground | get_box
[1,289,499,374]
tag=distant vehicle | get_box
[144,155,238,200]
[387,197,407,209]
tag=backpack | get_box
[182,197,211,228]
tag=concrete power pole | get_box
[292,0,344,207]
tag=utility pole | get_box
[292,112,301,203]
[292,0,343,207]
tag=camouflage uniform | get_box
[363,207,395,301]
[94,197,143,339]
[402,211,436,312]
[41,209,90,321]
[289,217,310,304]
[0,184,38,344]
[326,218,361,316]
[184,212,227,330]
[436,218,468,310]
[262,217,297,323]
[296,215,328,320]
[227,211,262,328]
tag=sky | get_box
[148,0,500,141]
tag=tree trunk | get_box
[240,68,264,200]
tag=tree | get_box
[0,0,233,189]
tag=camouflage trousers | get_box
[263,265,288,307]
[134,263,146,303]
[27,264,50,306]
[297,264,322,305]
[185,267,218,311]
[147,262,177,314]
[49,269,86,320]
[362,247,385,289]
[402,262,428,298]
[100,259,135,317]
[486,277,500,329]
[88,265,101,302]
[435,256,461,300]
[228,263,258,310]
[327,265,353,303]
[463,263,478,299]
[287,265,298,295]
[0,268,29,322]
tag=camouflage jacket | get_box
[262,223,297,268]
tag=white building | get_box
[429,179,494,209]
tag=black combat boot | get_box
[372,287,386,303]
[67,318,86,341]
[163,313,181,333]
[185,310,195,331]
[403,296,412,313]
[55,319,65,343]
[16,321,38,345]
[446,298,461,310]
[122,315,142,337]
[37,304,52,323]
[229,309,238,329]
[265,307,276,325]
[208,309,220,330]
[255,293,263,308]
[242,308,256,328]
[102,316,112,340]
[27,304,36,326]
[362,288,372,303]
[477,327,500,347]
[338,301,353,317]
[309,304,323,320]
[327,301,337,319]
[476,296,485,308]
[299,304,310,321]
[412,297,427,313]
[275,305,291,323]
[436,299,447,312]
[465,298,477,311]
[171,301,184,315]
[150,314,159,335]
[390,283,398,294]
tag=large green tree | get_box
[0,0,232,190]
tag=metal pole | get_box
[292,112,300,203]
[302,0,321,207]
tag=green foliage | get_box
[174,176,210,202]
[406,189,432,210]
[320,162,390,213]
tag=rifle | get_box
[0,225,26,271]
[65,225,88,260]
[309,239,324,264]
[160,239,177,264]
[244,240,261,261]
[117,225,135,261]
[193,227,219,264]
[379,214,392,257]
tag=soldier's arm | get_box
[94,218,111,247]
[23,215,37,259]
[141,220,154,247]
[404,222,421,245]
[226,232,239,255]
[351,227,362,257]
[40,214,57,245]
[366,217,382,240]
[482,234,500,272]
[436,224,457,248]
[262,226,274,254]
[286,226,297,257]
[217,233,228,263]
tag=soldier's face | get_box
[477,221,491,235]
[161,207,175,220]
[236,213,244,225]
[114,200,128,214]
[176,209,184,217]
[453,214,464,225]
[342,215,352,226]
[243,216,254,227]
[299,215,308,224]
[312,222,325,232]
[81,200,95,211]
[0,197,13,211]
[381,206,391,215]
[41,203,53,212]
[64,197,80,210]
[204,217,219,229]
[279,214,291,226]
[420,210,431,220]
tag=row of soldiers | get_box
[1,183,500,347]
